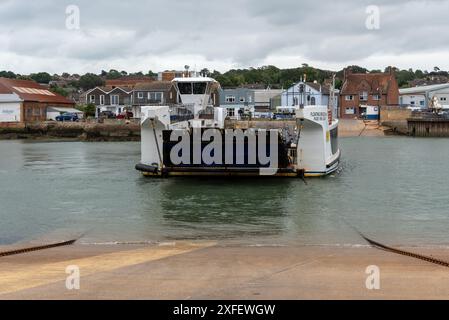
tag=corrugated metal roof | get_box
[399,83,449,94]
[0,77,74,105]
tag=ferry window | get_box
[239,97,245,103]
[193,82,207,94]
[178,82,192,94]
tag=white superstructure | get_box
[136,76,340,177]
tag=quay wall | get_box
[408,118,449,137]
[0,121,140,141]
[379,106,411,134]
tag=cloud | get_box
[1,0,449,74]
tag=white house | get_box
[281,81,339,117]
[399,83,449,109]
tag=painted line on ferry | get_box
[0,241,215,295]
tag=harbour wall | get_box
[379,106,411,135]
[0,121,141,141]
[408,118,449,137]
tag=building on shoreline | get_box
[131,81,178,118]
[281,81,339,118]
[339,68,399,119]
[219,86,282,119]
[0,77,75,123]
[85,86,133,117]
[399,83,449,109]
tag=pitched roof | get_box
[341,72,396,94]
[133,81,173,91]
[0,77,74,105]
[306,82,330,94]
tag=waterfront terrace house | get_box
[0,77,75,123]
[131,81,178,118]
[339,68,399,119]
[281,81,339,117]
[85,86,133,117]
[219,87,255,119]
[219,86,282,119]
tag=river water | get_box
[1,137,449,246]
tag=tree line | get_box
[1,65,448,94]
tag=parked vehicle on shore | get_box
[116,111,133,119]
[99,111,116,119]
[55,112,79,122]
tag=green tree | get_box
[78,73,105,91]
[50,85,69,97]
[106,69,122,79]
[30,72,52,84]
[0,70,16,78]
[77,103,96,118]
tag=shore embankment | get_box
[1,241,449,299]
[0,120,140,141]
[0,117,401,141]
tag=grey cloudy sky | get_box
[1,0,449,74]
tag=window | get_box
[345,95,354,101]
[225,95,235,103]
[227,108,235,117]
[138,92,144,99]
[90,95,95,103]
[345,107,355,115]
[193,82,207,94]
[100,95,105,105]
[359,91,368,101]
[111,95,119,105]
[239,97,245,103]
[148,92,163,102]
[248,96,252,103]
[420,100,425,106]
[178,82,192,94]
[310,97,316,105]
[440,97,447,101]
[372,94,381,101]
[410,101,415,105]
[33,107,40,116]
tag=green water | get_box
[1,137,449,246]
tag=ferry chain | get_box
[358,233,449,268]
[0,239,77,258]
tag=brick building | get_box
[0,77,75,123]
[339,68,399,119]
